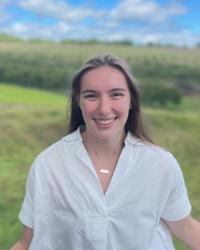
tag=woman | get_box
[11,55,200,249]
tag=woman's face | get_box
[78,66,131,142]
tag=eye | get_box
[83,94,98,100]
[111,92,124,98]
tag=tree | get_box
[141,81,182,107]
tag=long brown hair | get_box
[67,54,153,143]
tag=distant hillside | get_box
[0,83,67,107]
[0,33,22,42]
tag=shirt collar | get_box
[62,127,144,146]
[124,132,144,146]
[62,127,83,142]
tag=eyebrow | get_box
[81,88,127,94]
[81,90,98,94]
[110,88,127,92]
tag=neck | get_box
[82,130,126,157]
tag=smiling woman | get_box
[78,66,131,142]
[11,54,200,250]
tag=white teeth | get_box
[95,118,115,125]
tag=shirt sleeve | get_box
[161,154,191,221]
[19,158,38,228]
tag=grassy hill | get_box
[0,84,68,248]
[0,84,199,249]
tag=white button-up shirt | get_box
[19,128,191,250]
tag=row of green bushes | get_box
[141,81,182,107]
[0,48,199,107]
[1,32,200,48]
[0,52,199,88]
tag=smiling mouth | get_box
[94,117,117,126]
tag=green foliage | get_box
[107,39,133,46]
[27,38,53,43]
[0,85,68,250]
[141,81,182,107]
[60,38,133,46]
[0,85,200,250]
[0,43,200,95]
[0,33,22,42]
[0,52,80,90]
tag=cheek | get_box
[80,101,97,115]
[115,99,131,113]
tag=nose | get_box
[98,96,111,115]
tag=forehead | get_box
[80,66,128,90]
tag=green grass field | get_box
[0,83,199,249]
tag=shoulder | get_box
[126,132,173,160]
[38,128,81,157]
[30,129,82,171]
[126,132,181,174]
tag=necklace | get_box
[99,169,110,174]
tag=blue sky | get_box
[0,0,199,46]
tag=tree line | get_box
[0,42,200,107]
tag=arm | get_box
[165,215,200,250]
[10,226,33,250]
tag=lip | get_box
[94,117,117,127]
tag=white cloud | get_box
[1,18,199,47]
[116,29,200,47]
[0,0,199,47]
[110,0,186,23]
[143,30,200,47]
[19,0,101,22]
[2,21,73,41]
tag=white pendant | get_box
[99,169,110,174]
